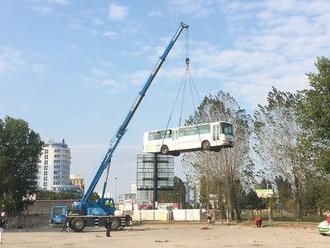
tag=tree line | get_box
[182,57,330,221]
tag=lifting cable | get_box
[161,28,209,146]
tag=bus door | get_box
[212,124,220,146]
[172,130,178,151]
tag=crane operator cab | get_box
[50,205,67,225]
[99,198,116,215]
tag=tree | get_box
[253,88,306,220]
[0,116,43,215]
[297,57,330,173]
[173,176,186,204]
[158,176,186,204]
[294,57,330,214]
[182,91,253,222]
[245,189,265,211]
[274,175,292,211]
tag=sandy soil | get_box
[1,223,329,248]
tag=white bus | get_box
[143,121,234,156]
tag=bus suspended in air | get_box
[143,121,234,156]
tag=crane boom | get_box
[81,22,189,205]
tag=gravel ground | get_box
[1,223,329,248]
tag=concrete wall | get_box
[7,200,76,228]
[23,200,76,215]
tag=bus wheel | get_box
[70,218,85,232]
[160,145,169,155]
[201,140,211,151]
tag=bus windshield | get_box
[221,123,233,135]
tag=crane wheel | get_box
[70,218,86,232]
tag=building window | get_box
[44,149,48,154]
[55,149,61,153]
[54,160,60,164]
[44,155,48,159]
[44,171,48,175]
[44,176,47,181]
[44,160,48,165]
[54,154,60,158]
[44,166,48,170]
[43,182,47,187]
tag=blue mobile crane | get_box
[50,22,189,232]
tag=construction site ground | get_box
[2,222,329,248]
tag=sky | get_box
[1,0,330,196]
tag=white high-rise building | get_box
[37,139,71,191]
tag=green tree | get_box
[254,88,306,220]
[182,91,253,222]
[0,116,43,215]
[173,176,186,204]
[274,175,292,211]
[245,189,265,210]
[297,57,330,173]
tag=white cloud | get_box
[31,6,53,15]
[49,0,69,5]
[103,30,118,39]
[92,18,104,26]
[127,70,150,86]
[165,0,215,18]
[84,0,330,108]
[194,0,330,106]
[30,0,70,14]
[108,3,130,21]
[0,46,49,74]
[148,10,164,17]
[30,0,70,5]
[32,63,46,73]
[0,46,26,73]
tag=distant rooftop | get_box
[43,138,68,148]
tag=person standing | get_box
[0,212,6,245]
[255,216,262,228]
[105,217,112,237]
[207,212,213,224]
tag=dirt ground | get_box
[1,223,329,248]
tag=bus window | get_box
[148,130,172,141]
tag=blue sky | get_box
[1,0,330,196]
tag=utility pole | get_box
[153,154,158,209]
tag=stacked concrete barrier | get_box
[132,209,200,222]
[172,209,200,221]
[133,210,170,221]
